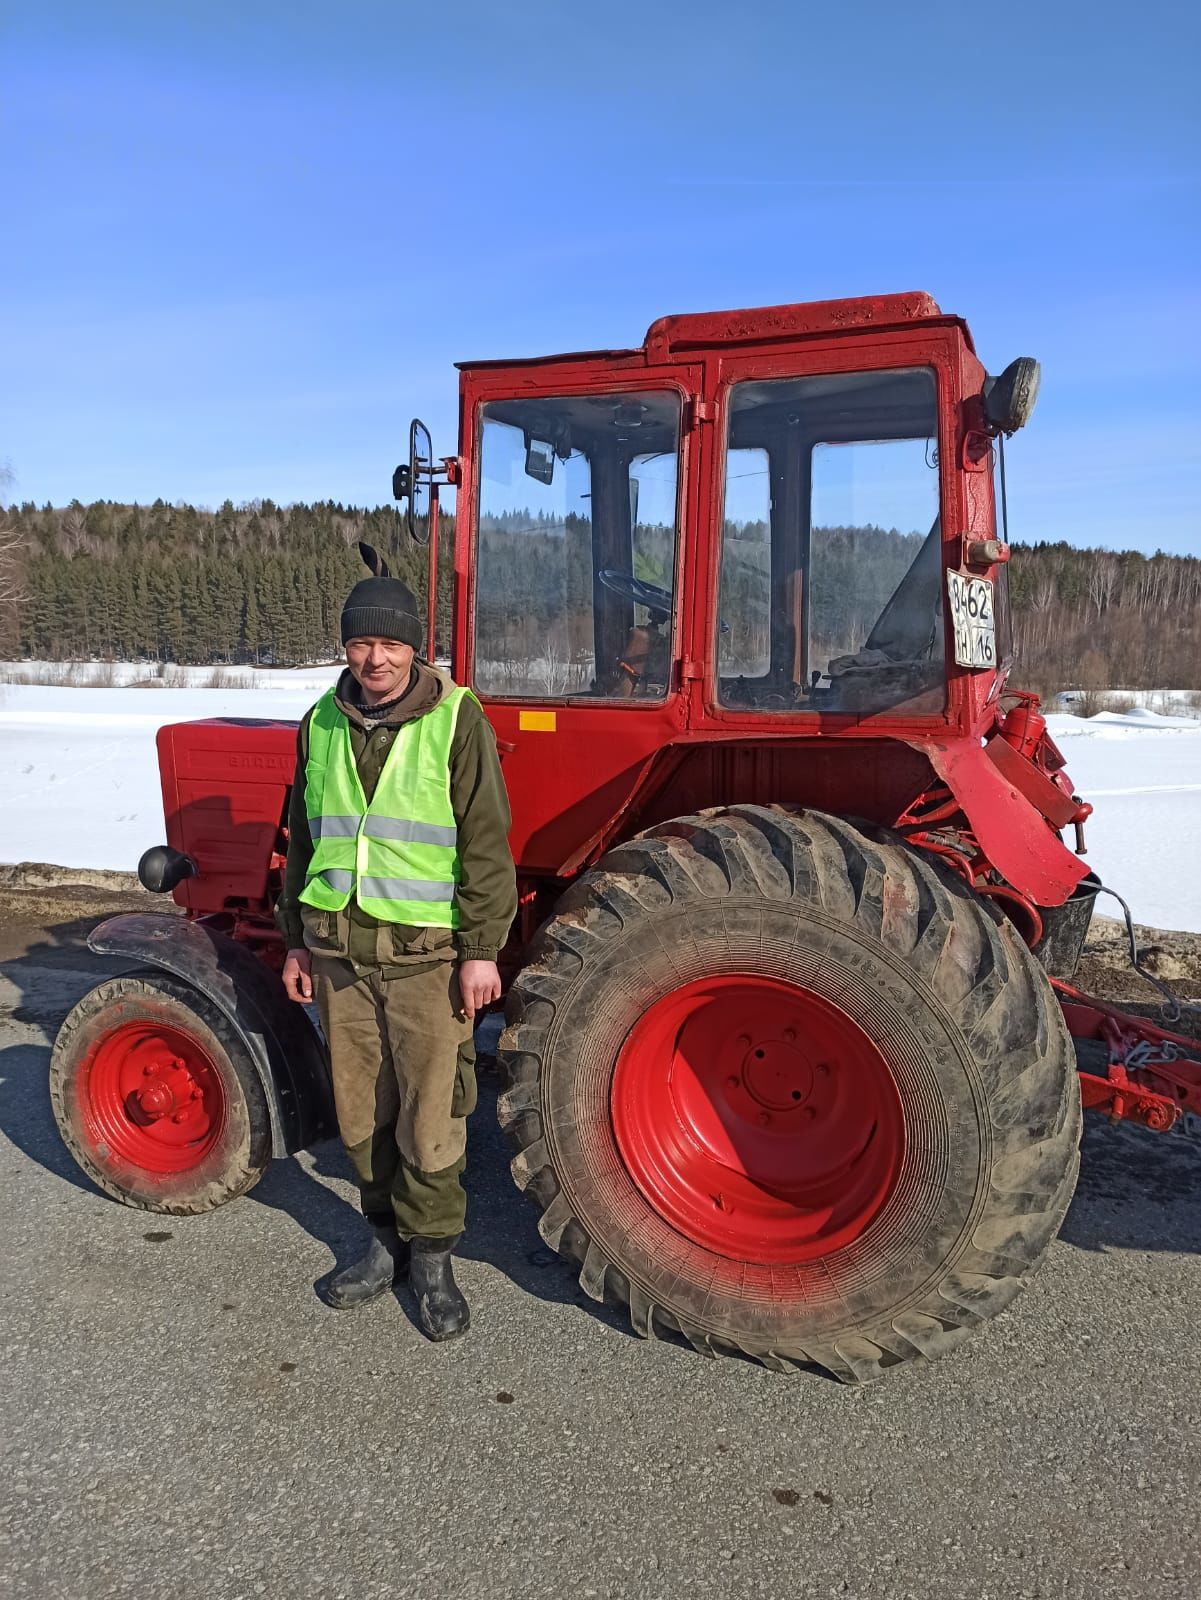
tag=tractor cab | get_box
[428,293,1019,722]
[401,293,1051,887]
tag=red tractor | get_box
[50,292,1200,1382]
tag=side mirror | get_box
[408,418,433,545]
[524,435,556,485]
[983,357,1041,436]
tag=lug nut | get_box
[804,1106,818,1121]
[726,1076,740,1089]
[758,1112,771,1127]
[783,1028,796,1042]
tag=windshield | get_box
[474,391,680,699]
[718,367,945,715]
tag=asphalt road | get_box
[1,890,1198,1600]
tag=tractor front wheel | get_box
[50,973,272,1214]
[498,806,1081,1382]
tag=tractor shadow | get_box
[0,904,146,1198]
[1059,1117,1201,1255]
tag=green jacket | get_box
[276,662,517,971]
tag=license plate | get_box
[947,571,996,669]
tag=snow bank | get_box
[1043,712,1201,931]
[1053,688,1201,720]
[1,686,1197,932]
[0,659,342,692]
[1049,707,1200,734]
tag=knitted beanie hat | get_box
[340,577,422,648]
[341,543,422,648]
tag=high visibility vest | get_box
[298,684,473,927]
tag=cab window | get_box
[475,392,681,699]
[718,368,945,715]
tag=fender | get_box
[920,739,1090,906]
[87,914,335,1158]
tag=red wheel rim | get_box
[611,976,905,1264]
[79,1020,226,1176]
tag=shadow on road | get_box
[0,910,134,1200]
[247,1078,629,1336]
[1060,1118,1200,1254]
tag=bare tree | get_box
[0,460,24,615]
[0,522,25,603]
[60,505,88,555]
[1087,554,1118,616]
[0,521,28,658]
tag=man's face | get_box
[345,637,415,705]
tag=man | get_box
[277,545,516,1341]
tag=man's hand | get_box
[459,958,502,1021]
[282,947,313,1003]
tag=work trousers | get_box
[311,956,477,1239]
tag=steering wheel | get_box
[597,568,733,636]
[597,568,673,623]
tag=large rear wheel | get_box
[50,973,272,1214]
[498,806,1081,1382]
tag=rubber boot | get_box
[409,1234,470,1342]
[326,1222,410,1310]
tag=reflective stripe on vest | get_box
[298,683,473,927]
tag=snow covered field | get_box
[1045,709,1200,931]
[0,659,341,692]
[0,681,1198,932]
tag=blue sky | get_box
[2,0,1198,555]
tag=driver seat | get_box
[616,621,669,696]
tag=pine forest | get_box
[1,498,1198,697]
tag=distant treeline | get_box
[1008,541,1201,694]
[1,499,1198,691]
[0,498,450,665]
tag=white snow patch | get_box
[0,683,323,874]
[1044,712,1201,931]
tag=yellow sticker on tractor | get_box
[519,710,557,732]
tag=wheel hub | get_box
[82,1020,225,1174]
[611,974,905,1264]
[734,1031,815,1113]
[130,1055,205,1123]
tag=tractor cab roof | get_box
[456,292,970,372]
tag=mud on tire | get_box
[50,972,272,1215]
[497,806,1081,1383]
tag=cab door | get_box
[693,331,961,734]
[457,362,703,874]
